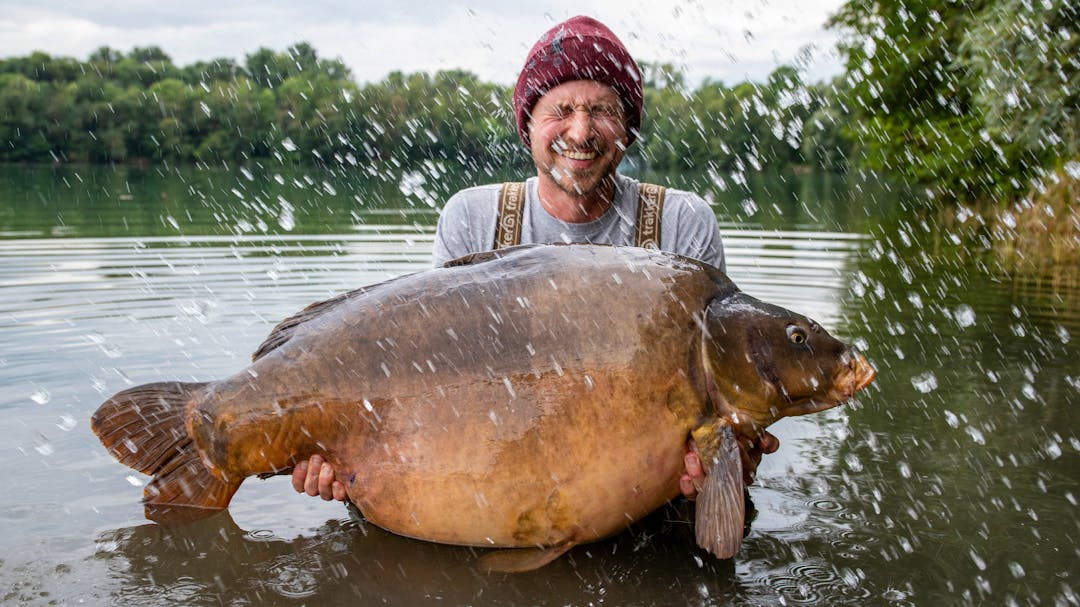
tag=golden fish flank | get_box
[92,244,875,571]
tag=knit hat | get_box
[513,16,643,148]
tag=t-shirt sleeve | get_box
[431,186,498,267]
[661,192,726,272]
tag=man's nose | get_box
[564,108,594,141]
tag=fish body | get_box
[93,244,874,569]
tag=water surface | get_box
[1,164,1076,606]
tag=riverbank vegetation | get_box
[828,0,1077,281]
[0,43,835,179]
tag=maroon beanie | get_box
[513,16,643,148]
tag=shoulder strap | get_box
[635,182,666,249]
[493,182,526,249]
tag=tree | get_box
[827,0,1076,202]
[959,0,1078,172]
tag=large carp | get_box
[92,244,875,571]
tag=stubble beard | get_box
[538,143,620,201]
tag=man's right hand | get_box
[291,454,348,501]
[680,431,779,499]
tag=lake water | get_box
[1,164,1077,606]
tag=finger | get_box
[318,462,335,500]
[758,431,780,454]
[332,480,348,502]
[684,451,704,479]
[679,473,697,500]
[291,462,308,492]
[304,454,324,496]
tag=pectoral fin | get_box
[694,425,745,559]
[477,542,574,573]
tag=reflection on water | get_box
[1,165,1077,606]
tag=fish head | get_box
[701,292,876,433]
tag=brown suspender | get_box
[635,182,665,250]
[493,182,666,250]
[493,181,526,250]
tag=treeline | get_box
[828,0,1077,202]
[0,43,850,174]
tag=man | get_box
[294,15,778,506]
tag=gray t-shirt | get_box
[431,173,725,270]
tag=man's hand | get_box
[291,454,348,501]
[680,431,780,499]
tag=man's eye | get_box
[591,106,620,119]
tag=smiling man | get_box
[294,15,778,506]
[430,15,726,268]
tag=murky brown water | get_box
[1,165,1076,606]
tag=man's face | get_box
[528,80,628,198]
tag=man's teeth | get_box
[561,149,597,160]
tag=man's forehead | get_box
[539,80,621,105]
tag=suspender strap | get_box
[493,182,526,249]
[635,182,666,249]
[493,181,666,249]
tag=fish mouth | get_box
[784,351,876,417]
[824,350,876,403]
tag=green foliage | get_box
[959,0,1078,171]
[0,46,845,176]
[635,62,835,175]
[828,0,1077,202]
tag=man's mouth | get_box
[559,148,598,161]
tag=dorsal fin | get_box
[251,290,357,361]
[251,270,410,361]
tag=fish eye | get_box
[786,325,808,345]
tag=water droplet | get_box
[911,372,938,393]
[56,415,77,431]
[30,388,51,405]
[125,475,144,487]
[1008,562,1026,578]
[1022,384,1037,401]
[969,549,987,571]
[281,138,298,152]
[844,454,863,472]
[898,461,912,478]
[953,304,976,328]
[1045,441,1062,459]
[1057,325,1071,344]
[740,198,758,216]
[33,433,53,455]
[944,410,959,428]
[966,426,986,445]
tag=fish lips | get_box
[778,350,876,417]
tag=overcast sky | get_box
[0,0,849,86]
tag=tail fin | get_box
[91,381,242,523]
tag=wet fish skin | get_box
[92,244,874,569]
